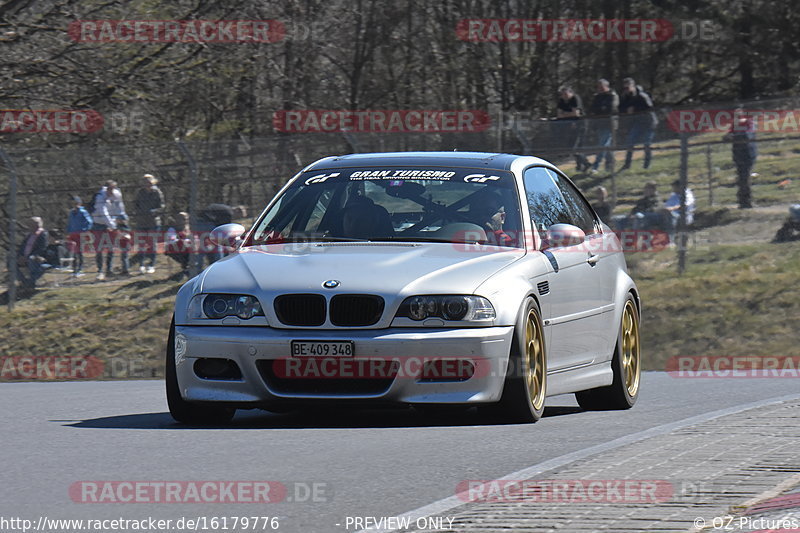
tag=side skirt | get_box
[546,361,613,396]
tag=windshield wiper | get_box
[370,236,481,244]
[251,236,370,245]
[312,236,371,242]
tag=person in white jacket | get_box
[663,179,695,227]
[91,180,128,279]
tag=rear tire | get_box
[491,298,547,423]
[166,318,235,425]
[576,294,641,410]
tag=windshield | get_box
[247,167,523,248]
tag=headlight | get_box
[396,295,495,322]
[189,294,264,320]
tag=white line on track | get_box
[357,393,800,533]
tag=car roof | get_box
[304,151,554,172]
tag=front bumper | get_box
[173,325,514,406]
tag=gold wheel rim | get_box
[621,300,641,397]
[525,309,546,411]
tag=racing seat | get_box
[340,198,395,239]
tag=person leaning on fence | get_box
[619,77,658,171]
[555,86,591,171]
[90,180,129,280]
[11,216,49,290]
[588,79,619,174]
[66,195,92,277]
[723,114,757,209]
[133,174,166,274]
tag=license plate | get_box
[291,340,354,357]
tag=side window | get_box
[546,169,598,235]
[522,167,572,233]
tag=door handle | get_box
[587,253,600,266]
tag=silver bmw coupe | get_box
[167,152,641,424]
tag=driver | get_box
[469,190,514,246]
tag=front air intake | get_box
[274,294,327,326]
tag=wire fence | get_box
[2,98,800,379]
[3,97,800,296]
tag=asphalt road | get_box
[1,373,798,533]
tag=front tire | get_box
[492,298,547,423]
[166,318,235,425]
[576,295,641,410]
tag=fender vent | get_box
[537,281,550,296]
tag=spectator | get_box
[773,205,800,242]
[115,216,133,275]
[232,205,248,222]
[614,181,660,230]
[663,179,696,232]
[591,186,612,221]
[197,203,234,266]
[165,212,197,277]
[588,79,619,173]
[723,113,757,209]
[619,77,658,170]
[555,86,591,171]
[91,180,128,280]
[44,229,69,269]
[66,195,92,277]
[133,174,166,274]
[13,217,49,290]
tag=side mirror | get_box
[209,223,246,248]
[543,223,585,249]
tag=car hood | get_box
[198,242,525,297]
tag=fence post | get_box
[706,143,714,206]
[496,107,503,152]
[175,140,200,277]
[678,134,689,276]
[0,148,18,311]
[609,123,618,207]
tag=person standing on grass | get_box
[723,113,757,209]
[588,79,619,174]
[133,174,166,274]
[66,195,92,276]
[619,77,658,170]
[91,180,128,280]
[555,86,591,171]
